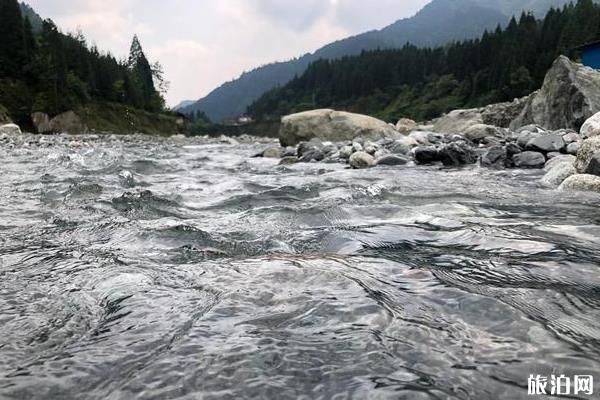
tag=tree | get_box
[127,35,157,109]
[0,0,26,77]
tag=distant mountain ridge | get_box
[181,0,581,122]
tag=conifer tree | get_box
[0,0,26,77]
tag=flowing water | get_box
[1,133,600,400]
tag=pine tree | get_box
[127,35,157,109]
[0,0,26,77]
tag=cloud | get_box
[25,0,430,106]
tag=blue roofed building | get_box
[578,41,600,69]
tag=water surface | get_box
[1,133,600,399]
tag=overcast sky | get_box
[26,0,429,106]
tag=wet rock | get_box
[575,137,600,173]
[299,149,325,163]
[463,124,505,143]
[339,145,354,159]
[413,146,440,165]
[298,140,322,156]
[567,142,581,155]
[559,174,600,193]
[512,151,546,169]
[541,161,576,187]
[321,142,338,156]
[262,146,283,158]
[526,134,565,153]
[0,123,21,135]
[581,111,600,138]
[438,142,477,166]
[481,145,507,168]
[585,152,600,176]
[506,142,522,157]
[279,109,398,147]
[375,154,409,166]
[279,156,298,165]
[349,151,375,169]
[374,148,390,159]
[282,146,297,157]
[395,118,417,134]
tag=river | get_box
[1,133,600,399]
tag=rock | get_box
[562,131,581,144]
[375,154,409,166]
[581,112,600,138]
[517,131,541,148]
[282,147,297,157]
[279,156,298,165]
[511,56,600,131]
[299,149,325,163]
[481,96,529,128]
[545,155,576,171]
[31,112,52,134]
[575,137,600,173]
[413,146,440,165]
[352,142,364,153]
[363,141,379,155]
[438,142,477,166]
[262,146,283,158]
[585,152,600,176]
[481,145,507,168]
[389,136,417,155]
[506,143,522,157]
[546,152,561,159]
[49,111,88,134]
[559,174,600,193]
[349,151,375,169]
[0,123,21,135]
[512,151,546,169]
[427,132,444,144]
[279,109,398,147]
[432,108,483,134]
[321,143,338,156]
[339,145,354,159]
[464,124,505,143]
[298,140,322,156]
[409,131,434,146]
[541,161,577,187]
[567,142,581,155]
[516,124,547,135]
[395,118,417,134]
[525,134,565,153]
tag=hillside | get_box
[247,0,600,123]
[181,0,582,122]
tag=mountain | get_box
[248,0,600,123]
[19,2,43,32]
[181,0,579,122]
[173,100,195,111]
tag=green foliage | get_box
[248,0,600,122]
[0,4,167,124]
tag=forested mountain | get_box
[248,0,600,123]
[19,2,42,32]
[181,0,586,122]
[0,0,167,126]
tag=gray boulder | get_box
[349,151,375,169]
[562,131,581,144]
[395,118,417,134]
[575,136,600,173]
[513,151,546,169]
[541,161,577,187]
[511,56,600,131]
[525,134,565,153]
[432,108,483,134]
[439,142,477,166]
[389,136,418,155]
[559,174,600,193]
[567,142,581,155]
[414,146,440,165]
[585,152,600,176]
[581,111,600,138]
[279,109,398,147]
[375,155,409,166]
[339,145,354,159]
[545,155,576,171]
[481,145,507,168]
[299,149,325,163]
[464,124,505,143]
[481,96,529,128]
[0,123,21,135]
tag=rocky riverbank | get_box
[255,56,600,195]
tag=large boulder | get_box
[559,174,600,193]
[438,142,477,166]
[511,56,600,131]
[279,109,397,147]
[432,108,483,134]
[574,136,600,173]
[32,112,52,134]
[481,96,530,128]
[581,112,600,138]
[541,161,577,187]
[481,145,508,169]
[49,111,88,134]
[413,146,440,165]
[585,152,600,176]
[0,123,21,135]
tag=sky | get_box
[26,0,430,107]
